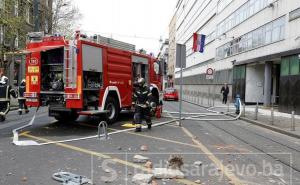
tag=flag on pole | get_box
[193,33,206,53]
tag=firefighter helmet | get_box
[137,78,145,86]
[0,76,8,85]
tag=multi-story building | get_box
[158,39,169,89]
[173,0,300,114]
[0,0,52,85]
[168,14,177,87]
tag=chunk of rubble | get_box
[144,161,153,169]
[133,155,149,163]
[140,145,148,151]
[132,173,153,184]
[193,161,203,166]
[153,168,185,179]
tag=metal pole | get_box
[227,102,229,112]
[255,102,258,120]
[243,103,246,117]
[291,111,295,131]
[179,57,183,127]
[270,107,274,125]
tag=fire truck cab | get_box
[24,31,162,123]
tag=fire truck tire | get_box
[104,97,120,124]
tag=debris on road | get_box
[52,171,92,185]
[140,145,148,151]
[21,176,28,182]
[132,173,154,184]
[144,161,153,169]
[193,161,203,167]
[104,169,111,173]
[133,155,150,163]
[167,155,183,169]
[153,168,185,179]
[195,179,201,184]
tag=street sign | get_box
[176,44,186,68]
[206,68,214,80]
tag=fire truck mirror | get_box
[154,61,160,75]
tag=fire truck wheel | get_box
[104,97,120,124]
[0,115,5,122]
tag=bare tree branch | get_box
[52,0,82,38]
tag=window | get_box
[290,56,300,75]
[216,16,286,60]
[0,25,3,45]
[217,0,233,13]
[265,24,272,44]
[281,55,300,76]
[26,6,30,23]
[14,0,18,16]
[14,34,18,48]
[0,0,4,9]
[216,0,276,37]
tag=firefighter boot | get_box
[0,115,5,122]
[147,122,152,130]
[135,124,142,132]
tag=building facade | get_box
[0,0,53,85]
[172,0,300,114]
[158,39,169,89]
[168,14,177,87]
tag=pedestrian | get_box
[17,79,29,115]
[0,76,17,121]
[221,83,229,104]
[132,77,152,132]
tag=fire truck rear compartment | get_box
[41,48,64,92]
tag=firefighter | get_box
[17,79,29,115]
[0,76,17,122]
[132,78,152,132]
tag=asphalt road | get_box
[0,101,300,185]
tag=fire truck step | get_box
[78,110,109,116]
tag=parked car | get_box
[163,88,179,101]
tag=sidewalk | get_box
[182,95,300,139]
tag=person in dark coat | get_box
[132,78,152,132]
[221,83,229,104]
[0,76,17,121]
[17,79,29,115]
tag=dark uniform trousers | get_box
[0,84,15,116]
[18,83,28,111]
[133,85,152,129]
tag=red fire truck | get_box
[23,31,162,123]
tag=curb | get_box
[182,100,300,139]
[239,117,300,139]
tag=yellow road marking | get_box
[19,131,30,136]
[22,132,199,185]
[78,123,201,149]
[181,127,244,185]
[121,123,136,128]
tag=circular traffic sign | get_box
[206,68,213,75]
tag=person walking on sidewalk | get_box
[132,78,152,132]
[221,83,229,104]
[17,79,29,115]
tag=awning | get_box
[21,45,64,54]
